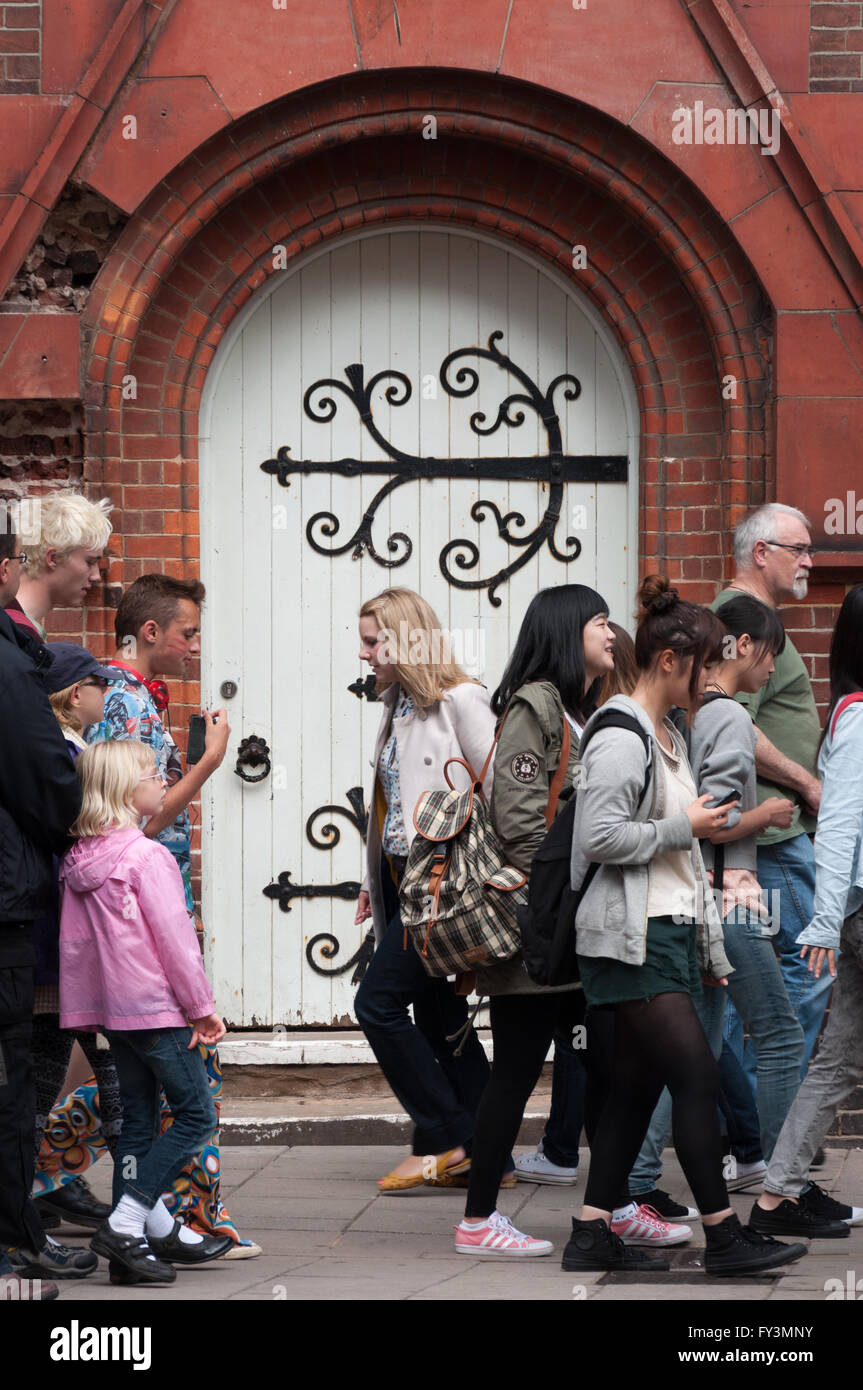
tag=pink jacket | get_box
[59,826,215,1031]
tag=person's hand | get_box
[800,944,836,980]
[799,774,821,816]
[355,890,372,926]
[761,796,795,830]
[718,866,765,920]
[202,709,231,766]
[701,973,728,988]
[188,1012,226,1047]
[687,793,734,838]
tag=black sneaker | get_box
[705,1214,807,1275]
[636,1188,698,1221]
[798,1182,863,1228]
[748,1195,849,1239]
[37,1176,111,1230]
[9,1234,98,1279]
[561,1217,670,1272]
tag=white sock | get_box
[144,1199,175,1239]
[612,1201,638,1222]
[108,1194,149,1238]
[176,1223,204,1246]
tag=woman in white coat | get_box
[354,588,497,1191]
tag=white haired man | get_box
[5,492,112,642]
[712,503,830,1177]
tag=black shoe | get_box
[561,1217,670,1272]
[810,1146,826,1169]
[749,1196,849,1239]
[147,1220,234,1266]
[37,1177,112,1230]
[635,1188,698,1221]
[799,1180,863,1227]
[89,1223,176,1284]
[704,1213,807,1275]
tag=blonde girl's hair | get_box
[71,740,156,838]
[50,683,82,734]
[359,587,474,710]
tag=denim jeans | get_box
[719,1010,763,1162]
[106,1027,217,1210]
[542,1029,587,1168]
[628,983,727,1197]
[719,907,804,1160]
[750,834,833,1077]
[355,889,490,1154]
[766,905,863,1197]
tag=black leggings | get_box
[584,990,729,1216]
[465,990,616,1219]
[31,1014,123,1164]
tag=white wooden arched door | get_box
[200,226,638,1027]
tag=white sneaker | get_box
[454,1211,553,1257]
[610,1202,692,1247]
[514,1142,578,1186]
[724,1158,768,1192]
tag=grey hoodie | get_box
[570,694,733,980]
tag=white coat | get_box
[363,680,497,941]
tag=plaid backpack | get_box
[399,720,571,977]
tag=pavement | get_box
[40,1142,863,1303]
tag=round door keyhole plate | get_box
[220,680,238,699]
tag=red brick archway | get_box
[80,70,772,639]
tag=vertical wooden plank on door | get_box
[240,296,275,1025]
[475,241,511,698]
[201,334,246,1023]
[537,293,598,601]
[298,252,336,1026]
[503,257,542,673]
[270,270,306,1025]
[595,342,635,631]
[417,231,451,634]
[444,235,480,712]
[325,239,367,1022]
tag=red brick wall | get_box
[0,1,40,93]
[810,0,863,89]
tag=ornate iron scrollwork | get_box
[347,673,379,702]
[264,788,370,978]
[261,331,628,607]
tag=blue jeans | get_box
[720,907,804,1160]
[719,1011,763,1162]
[752,835,832,1077]
[629,983,727,1197]
[106,1027,217,1210]
[355,902,490,1155]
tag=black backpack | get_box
[517,708,652,987]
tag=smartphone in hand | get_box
[709,790,740,808]
[187,713,206,766]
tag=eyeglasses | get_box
[763,540,815,558]
[8,552,27,563]
[79,677,110,690]
[138,773,166,783]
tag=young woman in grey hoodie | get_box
[563,575,806,1278]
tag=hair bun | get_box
[638,573,679,616]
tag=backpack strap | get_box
[579,709,652,809]
[544,717,572,830]
[829,692,863,743]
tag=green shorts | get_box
[577,914,703,1008]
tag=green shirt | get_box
[711,587,820,846]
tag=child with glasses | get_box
[59,739,229,1285]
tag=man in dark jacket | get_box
[0,523,94,1297]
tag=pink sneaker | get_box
[454,1210,553,1257]
[610,1203,691,1247]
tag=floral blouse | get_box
[378,689,415,856]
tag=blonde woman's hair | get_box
[72,740,156,838]
[24,492,112,576]
[359,587,473,710]
[50,683,83,734]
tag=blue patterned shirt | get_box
[378,689,415,857]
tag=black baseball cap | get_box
[44,642,114,696]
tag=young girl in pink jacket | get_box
[59,739,229,1286]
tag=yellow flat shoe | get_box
[379,1148,461,1192]
[423,1155,472,1188]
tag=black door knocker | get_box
[234,734,271,783]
